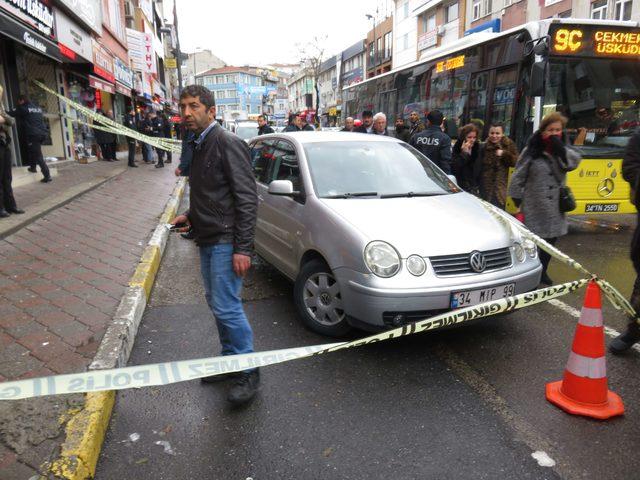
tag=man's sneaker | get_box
[27,167,37,173]
[227,369,260,405]
[609,322,640,354]
[200,372,239,384]
[41,177,52,183]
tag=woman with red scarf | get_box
[508,112,581,286]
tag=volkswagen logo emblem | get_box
[469,251,486,273]
[597,178,614,198]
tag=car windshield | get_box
[303,141,459,198]
[236,125,258,140]
[545,58,640,158]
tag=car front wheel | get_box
[294,259,352,337]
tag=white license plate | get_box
[450,283,515,309]
[585,203,619,213]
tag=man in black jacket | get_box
[171,85,259,404]
[9,95,51,182]
[409,110,452,174]
[257,115,274,135]
[610,129,640,353]
[123,108,138,167]
[353,110,373,133]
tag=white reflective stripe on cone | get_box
[566,351,607,379]
[578,307,603,328]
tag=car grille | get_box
[383,310,446,328]
[429,247,512,276]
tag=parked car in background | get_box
[234,121,259,141]
[248,132,542,337]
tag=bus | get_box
[342,18,640,214]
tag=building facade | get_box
[366,15,394,78]
[182,49,226,85]
[318,55,339,126]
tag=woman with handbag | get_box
[508,112,581,286]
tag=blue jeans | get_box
[199,243,254,357]
[142,143,154,162]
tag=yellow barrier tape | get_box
[479,199,636,318]
[0,279,587,400]
[34,80,181,153]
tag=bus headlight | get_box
[364,241,401,277]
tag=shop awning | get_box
[0,11,62,62]
[89,75,115,94]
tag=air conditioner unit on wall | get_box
[437,25,446,36]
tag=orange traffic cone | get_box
[546,280,624,419]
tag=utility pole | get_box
[173,0,183,91]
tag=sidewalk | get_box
[0,157,180,478]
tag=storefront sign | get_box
[114,57,133,89]
[126,27,156,74]
[115,82,131,97]
[54,9,92,61]
[92,39,115,83]
[55,0,101,34]
[0,0,55,38]
[89,75,115,94]
[418,30,437,50]
[143,32,157,74]
[165,57,177,69]
[436,55,465,73]
[0,8,60,61]
[551,25,640,58]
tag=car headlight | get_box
[406,255,426,276]
[364,241,401,277]
[523,238,537,258]
[513,242,526,262]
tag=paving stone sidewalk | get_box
[0,159,180,479]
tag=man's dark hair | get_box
[18,95,29,103]
[490,122,505,130]
[362,110,373,118]
[180,85,215,109]
[427,110,444,126]
[257,114,266,121]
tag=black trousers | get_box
[0,144,17,211]
[127,141,136,165]
[155,146,165,165]
[539,237,558,276]
[26,138,50,179]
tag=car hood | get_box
[320,193,516,257]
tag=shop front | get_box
[0,1,67,165]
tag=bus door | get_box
[379,89,397,125]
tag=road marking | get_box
[548,298,640,354]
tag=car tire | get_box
[294,259,352,337]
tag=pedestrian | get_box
[0,85,23,218]
[8,95,51,182]
[104,110,118,161]
[409,110,452,174]
[171,85,259,405]
[162,113,173,164]
[609,128,640,353]
[508,112,581,286]
[371,112,388,135]
[452,123,482,194]
[283,114,301,132]
[257,114,274,135]
[407,110,426,137]
[479,123,517,209]
[175,126,194,178]
[139,112,155,164]
[123,108,138,168]
[394,115,410,142]
[300,115,314,131]
[150,112,167,168]
[354,110,374,133]
[341,117,354,132]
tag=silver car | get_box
[249,132,542,337]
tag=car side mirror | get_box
[530,60,547,97]
[268,180,300,196]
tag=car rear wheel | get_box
[294,259,352,337]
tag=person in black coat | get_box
[410,110,452,174]
[283,114,301,132]
[394,115,410,142]
[0,87,23,217]
[139,112,155,163]
[8,95,51,182]
[94,110,117,162]
[123,108,138,167]
[257,115,274,135]
[341,117,354,132]
[451,123,481,193]
[371,112,389,136]
[150,112,166,168]
[610,129,640,353]
[161,113,173,164]
[353,110,373,133]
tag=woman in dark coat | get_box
[480,122,518,209]
[508,112,581,285]
[452,123,481,194]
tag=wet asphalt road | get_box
[96,210,640,480]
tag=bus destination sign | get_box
[550,25,640,58]
[436,55,465,73]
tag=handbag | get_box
[548,157,576,213]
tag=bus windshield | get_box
[545,58,640,158]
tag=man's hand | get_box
[233,253,251,277]
[170,214,191,233]
[174,167,181,177]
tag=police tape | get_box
[479,199,636,318]
[0,279,588,400]
[33,80,181,153]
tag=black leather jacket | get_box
[186,124,258,254]
[410,125,452,174]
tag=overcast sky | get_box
[173,0,394,65]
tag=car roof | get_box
[255,131,402,144]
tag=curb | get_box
[46,177,187,479]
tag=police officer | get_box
[9,95,51,182]
[410,110,452,174]
[123,108,138,168]
[0,85,23,218]
[150,112,166,168]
